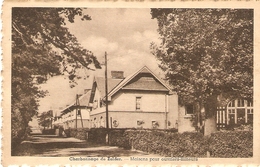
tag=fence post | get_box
[207,151,210,157]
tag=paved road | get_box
[12,135,159,157]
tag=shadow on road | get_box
[12,135,154,157]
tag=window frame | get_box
[136,96,142,111]
[185,104,194,115]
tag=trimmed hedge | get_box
[208,131,253,158]
[64,128,90,140]
[109,129,131,149]
[88,128,109,144]
[110,130,208,157]
[109,129,252,158]
[63,128,253,158]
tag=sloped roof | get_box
[123,73,168,91]
[95,77,123,98]
[78,90,92,106]
[107,66,172,99]
[60,89,92,115]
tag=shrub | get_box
[62,128,253,158]
[64,129,70,137]
[208,131,253,158]
[113,130,208,157]
[42,129,55,135]
[88,128,109,144]
[109,129,131,149]
[108,129,252,158]
[64,128,89,140]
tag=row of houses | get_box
[53,66,253,132]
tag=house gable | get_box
[122,72,168,91]
[107,66,172,99]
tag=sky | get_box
[37,8,162,118]
[67,8,161,76]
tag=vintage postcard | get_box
[2,1,260,166]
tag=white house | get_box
[88,66,185,130]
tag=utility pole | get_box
[76,94,84,128]
[75,94,78,129]
[105,52,109,129]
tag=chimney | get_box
[111,71,124,79]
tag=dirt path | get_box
[12,135,159,157]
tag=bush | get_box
[88,128,109,144]
[63,128,89,140]
[64,129,70,137]
[234,124,253,131]
[109,129,252,158]
[42,129,55,135]
[225,123,253,131]
[109,129,131,149]
[62,128,253,158]
[126,130,208,157]
[208,131,253,158]
[109,129,207,157]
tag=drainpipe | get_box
[165,94,168,129]
[105,52,109,129]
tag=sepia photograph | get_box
[4,5,257,165]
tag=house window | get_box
[227,99,253,125]
[100,116,105,128]
[136,97,142,110]
[100,99,103,107]
[247,100,253,107]
[247,109,253,124]
[237,99,245,107]
[93,118,97,128]
[228,100,235,107]
[186,104,194,115]
[93,100,98,109]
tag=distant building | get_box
[53,90,92,129]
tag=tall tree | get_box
[11,8,101,148]
[38,110,53,130]
[150,9,253,135]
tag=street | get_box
[12,135,158,157]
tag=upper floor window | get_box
[228,100,235,107]
[247,100,253,107]
[93,99,98,109]
[136,97,142,110]
[237,99,245,107]
[185,104,194,115]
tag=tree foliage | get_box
[38,110,53,129]
[11,8,100,146]
[151,9,253,110]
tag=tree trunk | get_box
[203,94,218,136]
[197,101,204,133]
[204,115,217,136]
